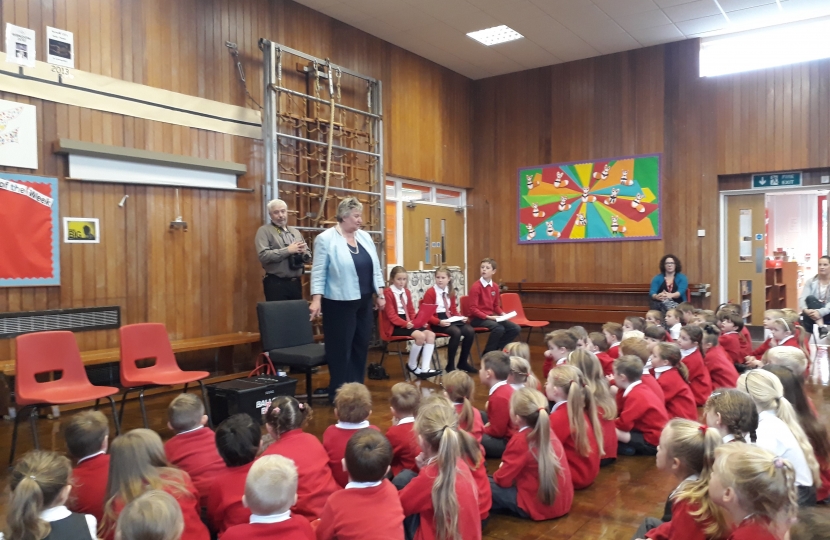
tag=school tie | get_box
[400,292,408,320]
[443,292,450,312]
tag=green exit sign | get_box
[752,172,801,189]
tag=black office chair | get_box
[256,300,327,402]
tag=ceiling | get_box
[292,0,830,79]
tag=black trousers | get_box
[322,294,374,398]
[468,318,521,354]
[800,295,830,336]
[263,275,302,301]
[489,477,530,519]
[430,316,475,370]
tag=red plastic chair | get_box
[119,323,211,429]
[377,310,444,381]
[12,331,121,465]
[459,296,490,363]
[501,293,549,342]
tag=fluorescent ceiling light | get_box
[466,25,523,46]
[700,17,830,77]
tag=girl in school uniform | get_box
[490,388,574,521]
[507,355,542,392]
[545,365,604,489]
[644,325,669,349]
[703,389,758,445]
[650,343,699,421]
[568,349,617,466]
[745,309,785,365]
[260,396,340,520]
[700,325,739,389]
[384,266,440,379]
[635,420,729,540]
[423,265,476,373]
[767,317,811,368]
[677,325,713,406]
[738,369,820,506]
[443,370,484,446]
[709,443,798,540]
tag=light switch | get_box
[697,229,705,237]
[822,175,830,184]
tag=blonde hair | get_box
[662,420,729,538]
[509,356,540,390]
[504,342,530,361]
[510,388,561,504]
[167,393,205,432]
[567,349,616,420]
[390,382,421,417]
[548,365,604,457]
[737,370,821,485]
[622,330,645,340]
[5,451,72,540]
[713,443,798,527]
[414,396,481,540]
[115,490,184,540]
[765,346,808,378]
[245,455,298,515]
[443,371,475,433]
[334,383,372,423]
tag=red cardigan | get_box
[68,453,109,523]
[399,460,482,540]
[607,343,621,360]
[493,428,574,521]
[655,368,698,421]
[467,279,503,320]
[322,424,381,487]
[206,462,254,536]
[549,404,600,489]
[704,345,739,389]
[750,337,772,360]
[422,287,460,326]
[615,382,669,447]
[315,480,405,540]
[645,499,713,540]
[468,455,491,520]
[260,429,341,520]
[740,327,753,357]
[484,382,516,439]
[164,427,226,507]
[596,351,615,376]
[222,516,314,540]
[386,421,420,476]
[681,348,712,406]
[727,520,780,540]
[598,408,617,460]
[719,333,744,365]
[383,287,419,328]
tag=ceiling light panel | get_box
[466,25,524,45]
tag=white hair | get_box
[267,199,288,212]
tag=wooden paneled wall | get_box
[0,0,472,360]
[469,39,830,307]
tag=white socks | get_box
[408,344,422,370]
[420,343,435,371]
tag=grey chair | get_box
[256,300,327,402]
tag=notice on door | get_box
[739,209,752,262]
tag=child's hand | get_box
[406,322,414,329]
[440,320,451,327]
[544,349,553,359]
[415,452,427,469]
[487,315,499,321]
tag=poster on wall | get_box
[0,99,38,169]
[0,174,60,287]
[46,27,74,69]
[63,218,99,243]
[5,23,36,68]
[517,154,661,244]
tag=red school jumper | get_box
[67,453,109,523]
[615,382,669,447]
[596,351,615,376]
[467,279,504,320]
[654,367,698,421]
[727,519,780,540]
[750,338,773,360]
[549,403,600,489]
[704,345,738,389]
[315,480,405,540]
[383,287,419,328]
[681,348,712,406]
[164,426,227,507]
[719,332,744,366]
[323,423,381,487]
[260,429,340,520]
[492,427,574,521]
[386,419,420,476]
[598,407,618,460]
[206,461,254,536]
[456,402,485,445]
[739,327,753,357]
[607,342,621,360]
[645,499,714,540]
[399,459,482,540]
[222,515,314,540]
[484,382,516,440]
[422,287,462,325]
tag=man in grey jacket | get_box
[255,199,311,301]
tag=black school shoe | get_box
[457,363,478,374]
[820,326,829,339]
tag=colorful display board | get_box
[518,154,661,244]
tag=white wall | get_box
[767,193,818,275]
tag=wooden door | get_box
[726,194,766,324]
[403,204,464,271]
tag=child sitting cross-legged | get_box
[323,383,380,487]
[316,429,405,540]
[63,410,111,523]
[568,350,618,466]
[700,324,739,389]
[614,355,669,456]
[650,342,698,421]
[479,350,516,459]
[222,455,314,540]
[386,382,422,480]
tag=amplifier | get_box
[207,376,298,425]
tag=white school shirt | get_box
[336,420,370,430]
[550,400,568,413]
[250,509,292,524]
[680,346,698,358]
[670,323,682,341]
[653,365,671,379]
[622,380,642,398]
[778,335,794,346]
[346,480,383,489]
[754,410,813,487]
[433,285,450,315]
[489,379,508,395]
[390,285,408,315]
[722,433,749,444]
[0,506,98,540]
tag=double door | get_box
[402,204,464,271]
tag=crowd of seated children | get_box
[709,443,798,540]
[63,411,110,523]
[568,350,617,466]
[317,429,405,540]
[665,309,683,341]
[676,325,712,406]
[700,325,739,389]
[491,387,574,521]
[222,455,314,540]
[323,383,380,487]
[386,382,422,479]
[746,309,785,364]
[603,323,623,359]
[738,369,820,506]
[260,396,340,520]
[546,365,603,489]
[543,329,578,379]
[624,316,646,333]
[613,355,669,456]
[384,266,440,379]
[116,490,183,540]
[467,258,521,355]
[479,350,516,459]
[618,337,664,401]
[207,413,260,535]
[423,265,477,373]
[163,394,225,508]
[633,419,727,540]
[704,389,758,444]
[650,343,698,421]
[587,331,614,375]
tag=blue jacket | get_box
[649,272,688,300]
[310,227,384,301]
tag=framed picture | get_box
[63,217,100,244]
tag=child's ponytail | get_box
[656,342,689,383]
[551,365,600,457]
[443,371,475,433]
[5,451,72,540]
[265,396,311,439]
[511,388,560,505]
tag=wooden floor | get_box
[1,342,828,539]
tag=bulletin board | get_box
[0,173,60,286]
[518,154,661,244]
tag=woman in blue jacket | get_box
[649,254,687,312]
[309,197,385,399]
